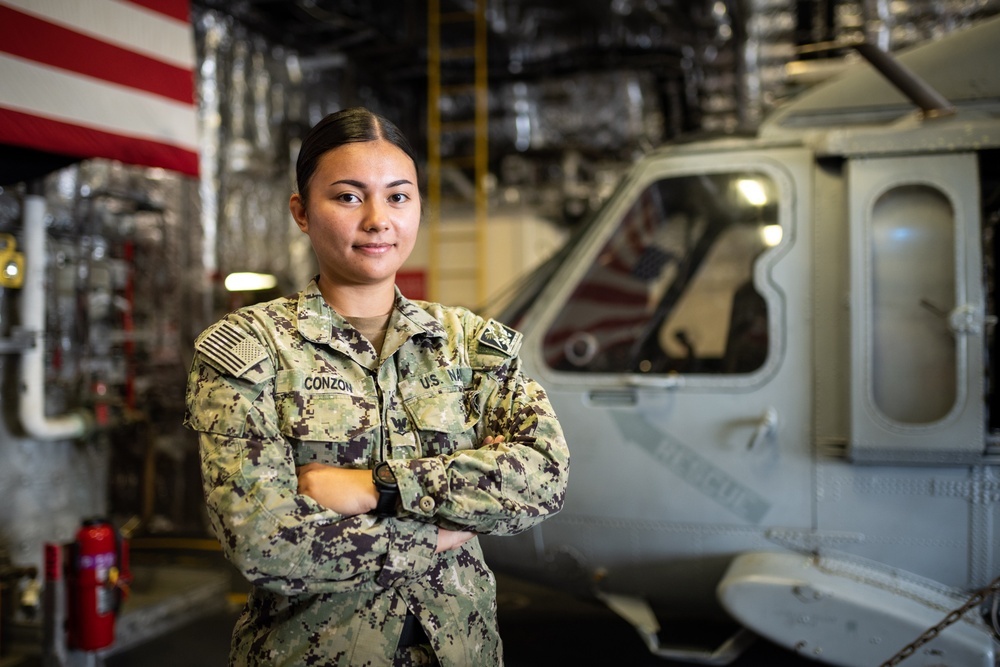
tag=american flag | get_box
[543,184,672,369]
[0,0,199,178]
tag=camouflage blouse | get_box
[184,280,570,666]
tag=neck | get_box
[317,277,396,317]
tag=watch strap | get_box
[372,462,399,518]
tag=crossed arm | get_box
[296,435,508,553]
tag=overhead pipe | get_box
[18,187,92,440]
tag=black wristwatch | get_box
[372,461,400,518]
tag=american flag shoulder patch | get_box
[196,321,267,378]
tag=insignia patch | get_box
[196,321,267,377]
[477,319,522,356]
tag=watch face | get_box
[375,463,396,485]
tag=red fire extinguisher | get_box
[65,519,131,651]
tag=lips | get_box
[355,242,394,254]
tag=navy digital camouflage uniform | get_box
[184,279,570,666]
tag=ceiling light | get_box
[762,224,783,247]
[737,178,768,206]
[225,272,277,292]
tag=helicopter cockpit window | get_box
[870,184,956,423]
[543,172,780,375]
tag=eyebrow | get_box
[330,178,414,189]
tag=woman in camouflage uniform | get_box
[185,107,570,666]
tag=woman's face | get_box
[290,139,420,295]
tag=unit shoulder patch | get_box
[196,320,268,378]
[477,319,522,357]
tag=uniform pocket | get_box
[401,368,479,453]
[274,370,379,465]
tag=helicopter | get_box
[480,15,1000,667]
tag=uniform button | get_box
[419,496,435,513]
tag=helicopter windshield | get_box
[542,171,780,375]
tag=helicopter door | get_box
[523,147,814,540]
[847,154,985,464]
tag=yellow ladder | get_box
[426,0,488,306]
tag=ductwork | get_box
[18,191,92,440]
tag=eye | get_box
[389,192,410,204]
[337,192,361,204]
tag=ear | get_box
[289,194,309,233]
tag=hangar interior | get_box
[1,0,999,664]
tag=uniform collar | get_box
[296,279,337,344]
[296,278,447,361]
[393,291,448,340]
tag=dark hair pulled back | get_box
[295,107,418,203]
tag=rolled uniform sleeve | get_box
[392,317,570,535]
[186,323,438,597]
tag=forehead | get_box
[314,139,416,181]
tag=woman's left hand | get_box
[435,528,475,553]
[297,463,377,516]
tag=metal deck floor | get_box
[104,572,811,666]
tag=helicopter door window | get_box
[543,172,780,375]
[870,184,957,423]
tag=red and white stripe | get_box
[0,0,199,176]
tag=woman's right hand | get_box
[435,528,475,553]
[297,463,377,516]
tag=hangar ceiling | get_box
[190,0,736,137]
[190,0,705,74]
[190,0,1000,156]
[184,0,1000,249]
[187,0,758,216]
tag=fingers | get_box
[435,528,476,553]
[482,434,506,446]
[296,462,324,475]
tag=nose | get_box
[363,199,390,232]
